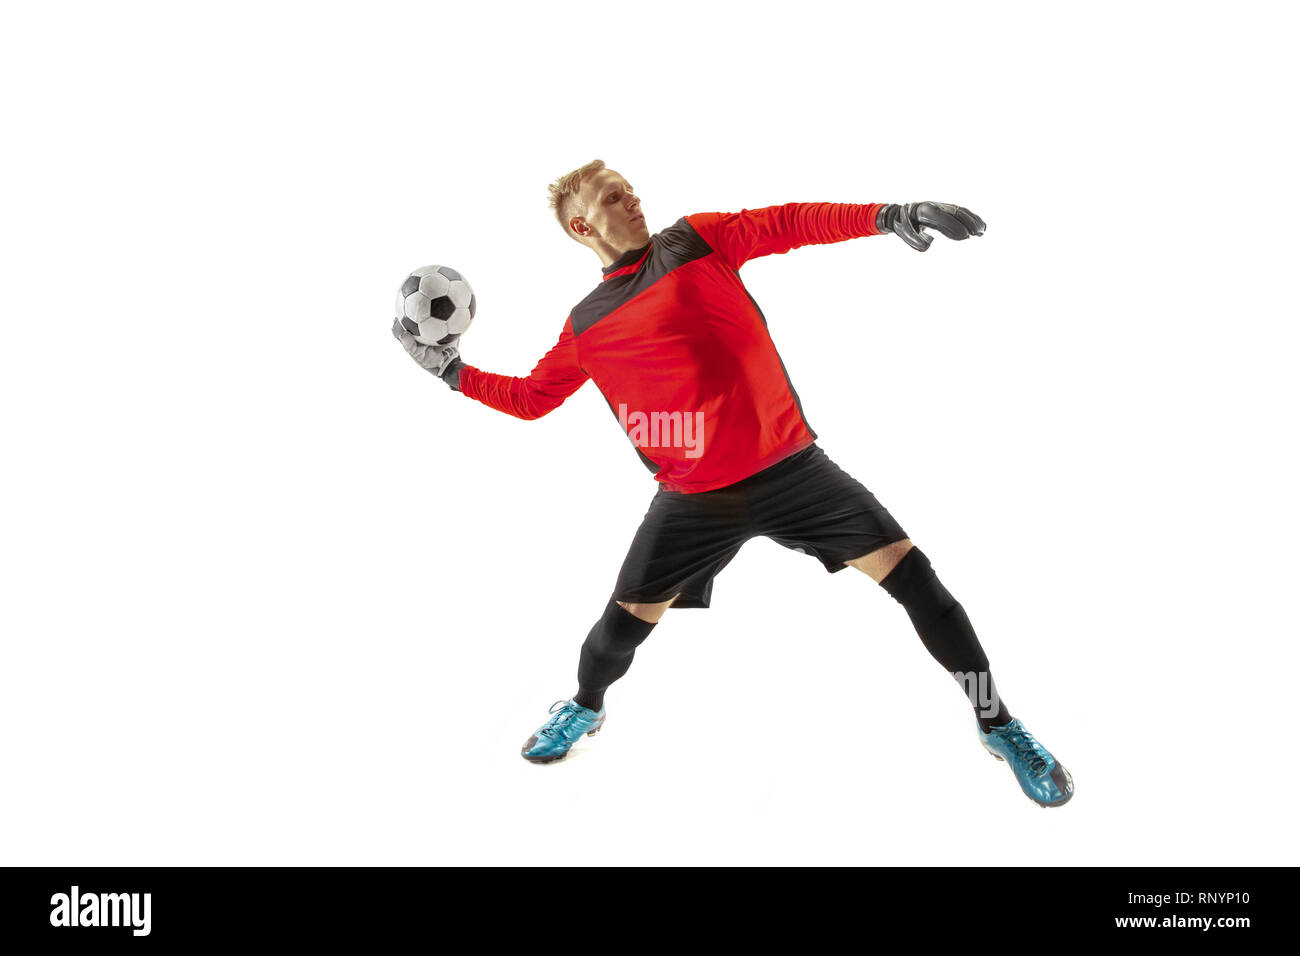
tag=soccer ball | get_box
[395,265,476,346]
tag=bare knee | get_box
[845,538,914,584]
[616,593,680,624]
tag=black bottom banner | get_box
[0,866,1286,944]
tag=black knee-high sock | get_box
[573,600,657,712]
[879,548,1013,732]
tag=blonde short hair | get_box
[547,159,606,241]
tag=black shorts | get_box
[611,444,908,609]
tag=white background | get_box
[3,0,1296,866]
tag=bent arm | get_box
[686,203,887,270]
[458,316,589,421]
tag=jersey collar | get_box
[601,240,653,281]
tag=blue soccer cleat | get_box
[520,699,606,764]
[977,717,1074,807]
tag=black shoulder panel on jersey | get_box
[571,217,713,337]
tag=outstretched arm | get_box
[687,203,885,269]
[686,201,985,268]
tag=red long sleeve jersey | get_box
[458,202,886,493]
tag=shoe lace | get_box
[1001,726,1050,776]
[538,700,580,738]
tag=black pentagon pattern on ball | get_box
[437,266,462,282]
[430,295,456,320]
[400,275,421,297]
[437,333,456,345]
[468,293,476,318]
[400,317,421,336]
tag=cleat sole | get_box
[522,750,568,764]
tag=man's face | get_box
[572,169,649,249]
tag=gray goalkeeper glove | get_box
[875,202,986,252]
[391,318,465,391]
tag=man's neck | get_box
[598,239,653,272]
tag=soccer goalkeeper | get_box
[392,160,1073,808]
